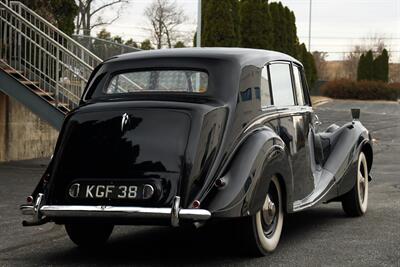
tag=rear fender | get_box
[203,128,292,218]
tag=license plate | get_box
[68,181,155,200]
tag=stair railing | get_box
[0,1,101,110]
[9,1,102,68]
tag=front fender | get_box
[202,127,292,218]
[321,121,373,198]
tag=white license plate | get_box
[68,182,153,200]
[84,184,138,199]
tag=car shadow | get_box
[40,205,349,265]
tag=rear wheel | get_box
[65,223,114,247]
[239,176,284,256]
[342,152,369,216]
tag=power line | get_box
[320,51,400,54]
[299,36,400,40]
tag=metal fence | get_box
[72,35,141,60]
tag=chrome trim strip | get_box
[38,205,211,221]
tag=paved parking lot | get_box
[0,99,399,266]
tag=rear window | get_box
[105,70,208,94]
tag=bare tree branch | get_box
[75,0,128,35]
[144,0,187,49]
[90,16,120,30]
[90,0,127,16]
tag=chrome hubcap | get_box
[262,195,276,225]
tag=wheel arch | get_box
[202,128,293,218]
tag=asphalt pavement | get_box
[0,99,399,266]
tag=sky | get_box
[96,0,400,61]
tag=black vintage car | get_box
[21,48,373,255]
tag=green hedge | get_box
[321,79,399,101]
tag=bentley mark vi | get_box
[21,48,373,255]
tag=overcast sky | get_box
[98,0,400,61]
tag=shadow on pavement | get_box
[39,206,347,265]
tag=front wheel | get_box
[342,151,369,216]
[65,223,114,247]
[239,176,284,256]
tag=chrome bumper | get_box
[20,194,211,227]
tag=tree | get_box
[284,7,299,57]
[298,43,317,87]
[141,39,154,50]
[357,50,374,81]
[373,49,389,82]
[96,28,111,40]
[357,53,366,81]
[349,36,388,81]
[20,0,78,35]
[313,51,328,80]
[125,39,139,48]
[174,41,185,48]
[202,0,239,47]
[75,0,128,36]
[144,0,187,49]
[269,2,299,57]
[364,50,374,80]
[344,45,363,80]
[269,2,284,51]
[240,0,273,49]
[112,36,123,44]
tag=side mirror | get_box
[351,108,360,121]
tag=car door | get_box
[268,62,314,202]
[291,63,316,198]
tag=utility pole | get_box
[308,0,312,51]
[196,0,201,47]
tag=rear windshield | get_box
[105,70,208,94]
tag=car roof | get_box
[107,47,302,68]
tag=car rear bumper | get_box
[20,194,211,227]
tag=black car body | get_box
[21,48,373,254]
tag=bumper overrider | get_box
[20,193,212,227]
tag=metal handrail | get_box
[2,5,94,71]
[73,35,141,53]
[10,1,102,65]
[0,1,101,110]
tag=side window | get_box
[293,65,305,106]
[260,66,271,107]
[269,63,295,106]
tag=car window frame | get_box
[293,63,311,106]
[267,61,296,107]
[291,63,307,106]
[260,65,272,109]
